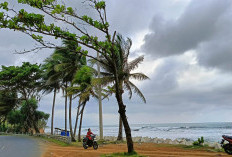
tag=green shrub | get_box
[193,136,204,146]
[0,124,7,132]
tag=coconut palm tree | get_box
[91,34,149,140]
[67,65,99,141]
[41,57,62,135]
[51,40,86,141]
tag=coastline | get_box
[100,136,222,149]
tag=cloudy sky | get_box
[1,0,232,128]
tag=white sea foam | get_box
[45,122,232,142]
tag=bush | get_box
[0,124,7,132]
[193,137,204,146]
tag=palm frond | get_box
[127,56,144,72]
[54,63,70,72]
[124,81,132,99]
[91,77,114,87]
[125,38,132,58]
[128,81,146,103]
[129,73,149,81]
[100,72,113,77]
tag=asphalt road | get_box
[0,135,43,157]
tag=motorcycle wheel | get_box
[83,143,88,149]
[224,144,232,155]
[93,141,98,150]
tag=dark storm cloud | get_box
[106,0,187,37]
[142,0,232,66]
[126,68,232,118]
[197,9,232,72]
[147,57,186,92]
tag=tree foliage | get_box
[7,98,49,133]
[0,62,42,100]
[0,90,18,122]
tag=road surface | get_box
[0,135,43,157]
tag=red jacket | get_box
[86,131,93,140]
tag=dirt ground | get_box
[41,143,231,157]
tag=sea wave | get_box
[135,124,232,132]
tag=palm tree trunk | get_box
[78,102,86,142]
[65,82,68,135]
[74,102,81,137]
[117,82,124,141]
[69,95,76,142]
[117,116,123,141]
[115,90,134,153]
[51,88,57,135]
[114,76,134,153]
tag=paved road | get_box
[0,135,43,157]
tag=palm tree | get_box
[52,40,86,141]
[67,65,99,142]
[41,57,61,135]
[92,34,149,141]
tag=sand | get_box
[42,143,230,157]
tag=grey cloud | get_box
[148,57,186,92]
[127,74,232,118]
[142,0,232,60]
[197,10,232,71]
[106,0,185,37]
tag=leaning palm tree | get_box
[91,34,149,140]
[52,40,86,141]
[67,65,110,142]
[41,57,62,135]
[67,66,97,142]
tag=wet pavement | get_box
[0,135,43,157]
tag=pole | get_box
[97,52,103,140]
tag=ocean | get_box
[45,122,232,142]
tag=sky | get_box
[1,0,232,128]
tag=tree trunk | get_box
[117,115,123,141]
[74,102,81,137]
[78,102,86,142]
[51,88,57,135]
[117,82,124,141]
[69,95,76,142]
[33,122,40,134]
[114,76,134,153]
[65,82,68,135]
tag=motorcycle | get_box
[83,134,98,150]
[221,135,232,155]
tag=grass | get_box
[101,151,145,157]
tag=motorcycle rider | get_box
[86,128,94,140]
[83,128,98,149]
